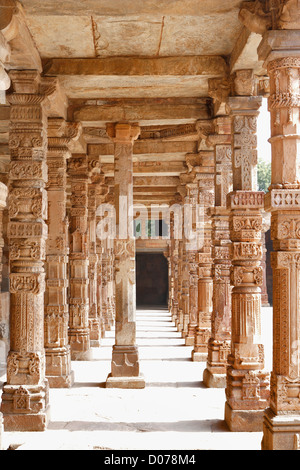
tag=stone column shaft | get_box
[258,29,300,450]
[1,71,51,431]
[68,154,92,360]
[88,176,103,347]
[224,76,270,432]
[106,122,145,389]
[44,118,79,387]
[184,182,200,346]
[204,116,233,387]
[192,151,215,362]
[0,182,7,445]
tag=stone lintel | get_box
[44,56,228,77]
[70,98,212,125]
[89,140,197,157]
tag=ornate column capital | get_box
[106,122,140,144]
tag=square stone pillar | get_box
[258,29,300,450]
[68,154,92,361]
[224,74,270,432]
[0,182,7,446]
[191,143,215,362]
[88,170,105,347]
[176,239,184,331]
[203,116,233,388]
[106,122,145,389]
[44,118,80,387]
[1,71,51,431]
[95,183,109,337]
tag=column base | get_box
[191,350,207,362]
[1,382,51,432]
[47,370,75,389]
[262,408,300,450]
[225,402,264,432]
[203,368,226,388]
[3,406,51,432]
[185,336,195,346]
[106,373,145,389]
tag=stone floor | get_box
[0,306,273,450]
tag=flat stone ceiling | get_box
[18,0,246,100]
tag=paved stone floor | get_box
[1,307,273,450]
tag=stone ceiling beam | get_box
[101,161,186,177]
[105,176,180,188]
[69,98,212,126]
[89,140,197,157]
[44,56,228,77]
[230,26,265,75]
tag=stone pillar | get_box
[261,213,271,307]
[0,182,7,446]
[176,239,184,331]
[191,136,215,362]
[203,116,233,387]
[101,241,112,331]
[1,71,51,431]
[258,29,300,450]
[176,184,190,337]
[106,122,145,389]
[88,171,104,347]
[181,175,200,346]
[68,154,92,361]
[95,181,109,339]
[44,118,80,387]
[224,70,270,432]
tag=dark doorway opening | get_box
[136,253,168,307]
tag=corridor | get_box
[1,307,272,451]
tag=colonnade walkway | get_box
[1,307,273,450]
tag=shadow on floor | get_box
[48,419,229,433]
[71,380,207,389]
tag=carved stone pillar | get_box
[176,240,184,331]
[258,29,300,450]
[191,137,215,362]
[106,122,145,389]
[261,213,271,307]
[68,154,92,361]
[224,71,270,432]
[1,71,51,431]
[88,171,104,347]
[182,178,200,346]
[107,243,116,328]
[0,182,7,445]
[101,240,114,331]
[203,116,233,387]
[95,183,109,338]
[44,118,80,388]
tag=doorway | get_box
[136,253,168,307]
